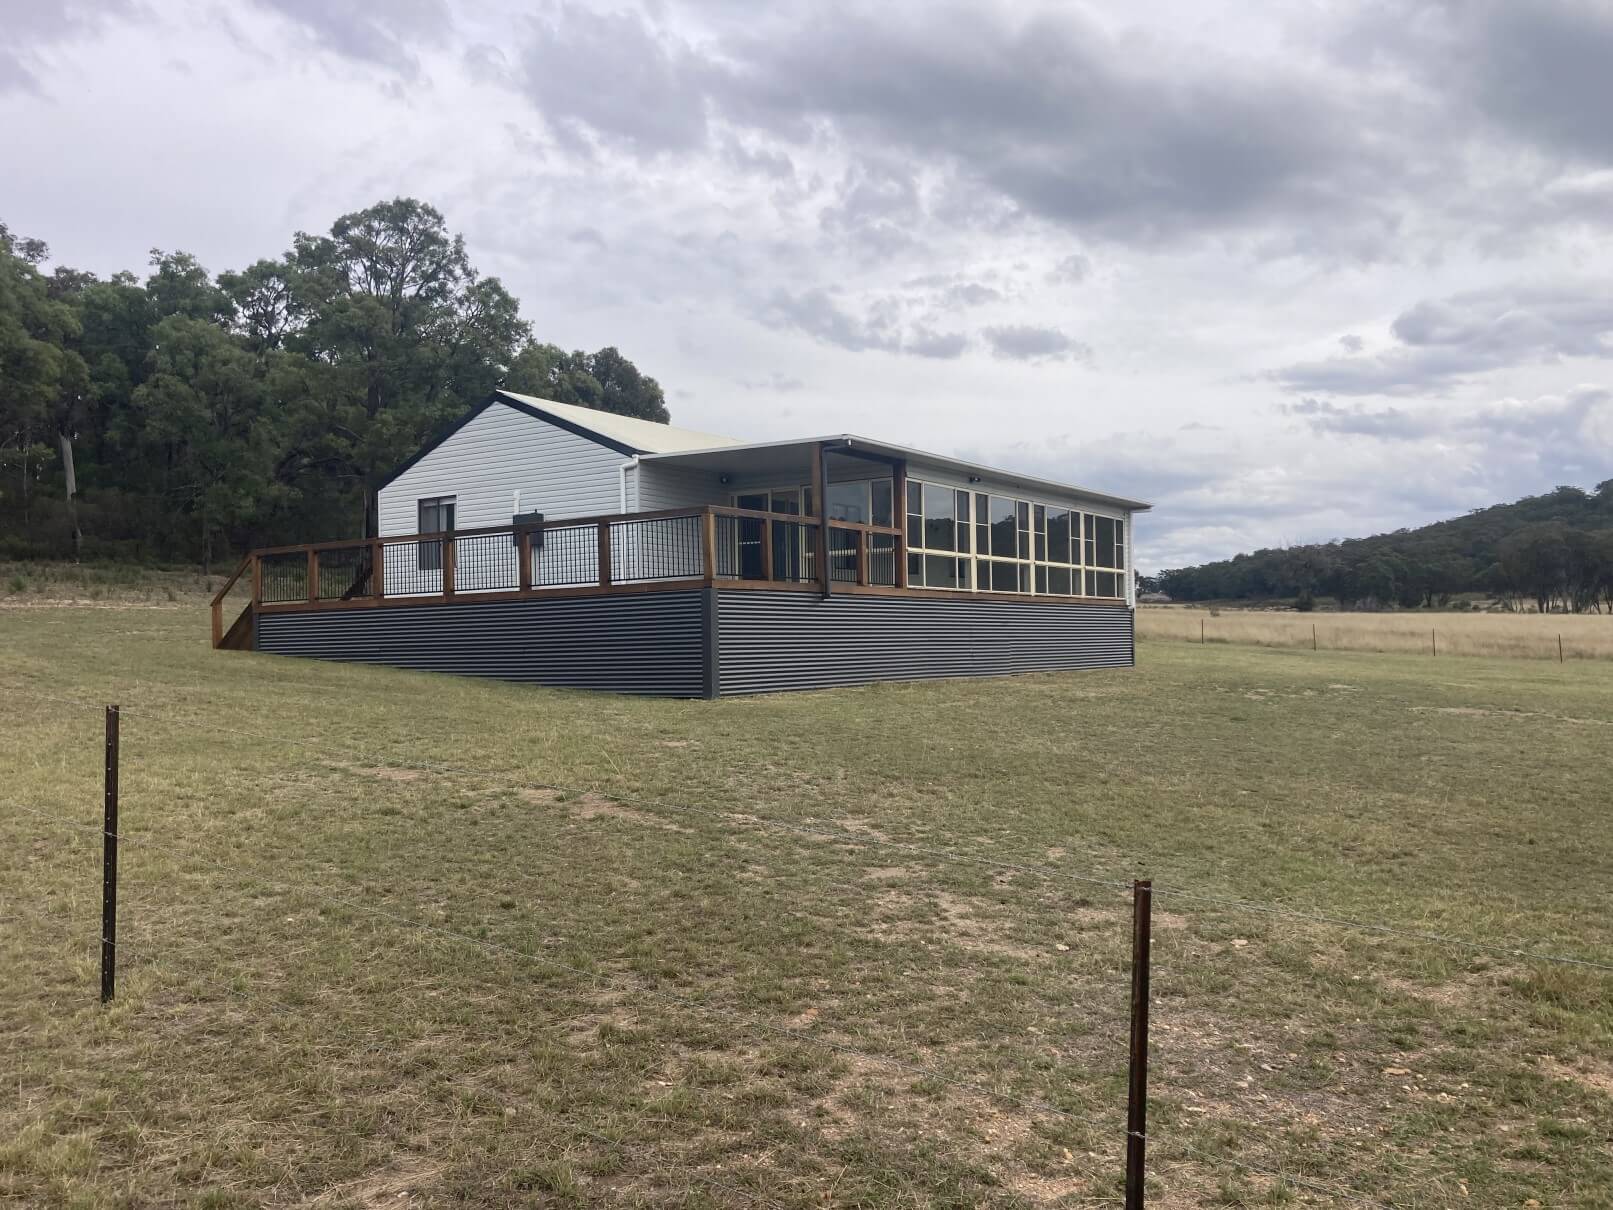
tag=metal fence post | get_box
[101,704,120,1004]
[1126,878,1152,1210]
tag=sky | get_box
[5,0,1613,570]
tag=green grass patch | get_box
[3,587,1611,1206]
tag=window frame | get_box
[903,475,1127,599]
[417,495,456,571]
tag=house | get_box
[211,390,1151,696]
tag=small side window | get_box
[418,496,456,570]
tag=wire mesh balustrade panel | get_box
[453,532,520,593]
[258,551,312,604]
[381,540,443,597]
[532,525,599,587]
[867,532,897,587]
[715,514,740,578]
[828,526,861,583]
[713,514,769,580]
[312,544,375,601]
[611,515,703,583]
[771,519,819,584]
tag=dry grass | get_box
[4,582,1613,1207]
[1139,603,1613,661]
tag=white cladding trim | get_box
[377,402,626,535]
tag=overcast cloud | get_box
[5,0,1613,569]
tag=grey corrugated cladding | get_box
[255,594,707,697]
[252,590,1133,697]
[715,591,1133,695]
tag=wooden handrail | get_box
[210,554,254,649]
[209,555,253,609]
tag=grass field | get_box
[1139,604,1613,662]
[4,580,1612,1207]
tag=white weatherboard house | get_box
[214,391,1151,697]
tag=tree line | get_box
[0,199,670,570]
[1143,483,1613,613]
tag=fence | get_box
[1139,605,1612,662]
[10,694,1613,1207]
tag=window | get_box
[735,478,894,583]
[826,481,870,524]
[907,480,972,588]
[903,476,1127,599]
[417,496,455,570]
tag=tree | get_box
[1,199,673,564]
[127,316,280,571]
[1498,524,1570,612]
[504,342,670,421]
[0,227,90,555]
[283,198,532,534]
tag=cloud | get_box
[1338,1,1613,162]
[1,0,134,93]
[1269,283,1613,395]
[738,372,805,392]
[1286,386,1613,448]
[518,4,711,154]
[247,0,451,78]
[759,288,901,353]
[989,385,1613,568]
[905,327,969,359]
[1047,253,1091,284]
[500,3,1417,254]
[983,324,1088,362]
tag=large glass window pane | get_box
[908,551,923,583]
[907,481,922,514]
[1034,504,1046,560]
[1049,566,1072,594]
[989,495,1017,557]
[924,554,960,589]
[1095,516,1118,568]
[826,480,871,524]
[990,561,1020,592]
[1047,509,1071,564]
[922,482,957,552]
[871,478,893,527]
[1035,565,1047,594]
[735,492,769,512]
[771,489,800,516]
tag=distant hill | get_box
[1145,481,1613,612]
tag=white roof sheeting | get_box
[497,392,744,454]
[493,391,1151,512]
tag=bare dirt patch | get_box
[517,787,691,832]
[1538,1056,1613,1098]
[302,1154,442,1207]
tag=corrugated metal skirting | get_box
[717,591,1134,695]
[255,593,707,696]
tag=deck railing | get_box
[211,506,909,647]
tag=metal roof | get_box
[496,392,743,454]
[639,434,1153,512]
[445,392,1151,512]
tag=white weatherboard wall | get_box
[378,402,626,537]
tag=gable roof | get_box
[377,391,744,490]
[379,390,1150,511]
[497,391,743,454]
